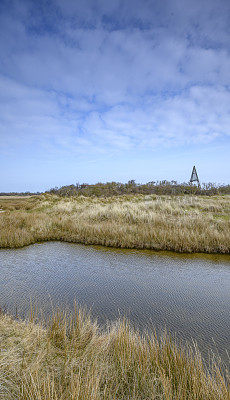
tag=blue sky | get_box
[0,0,230,191]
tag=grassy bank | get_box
[0,194,230,253]
[0,308,229,399]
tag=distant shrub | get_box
[47,180,230,197]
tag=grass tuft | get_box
[0,308,229,399]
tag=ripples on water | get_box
[0,242,229,363]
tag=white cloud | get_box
[0,0,230,160]
[83,85,230,148]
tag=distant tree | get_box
[44,180,230,197]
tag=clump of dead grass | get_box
[0,308,229,399]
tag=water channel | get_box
[0,241,229,363]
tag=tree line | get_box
[0,191,41,196]
[47,180,230,197]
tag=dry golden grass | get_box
[0,194,230,252]
[0,308,229,400]
[1,195,229,397]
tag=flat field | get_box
[0,194,229,253]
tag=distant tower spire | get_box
[190,166,200,187]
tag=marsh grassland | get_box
[0,194,230,253]
[0,194,230,399]
[0,308,229,400]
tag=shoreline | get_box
[1,237,230,256]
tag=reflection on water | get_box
[0,242,229,363]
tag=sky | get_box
[0,0,230,192]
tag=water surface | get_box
[0,242,229,363]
